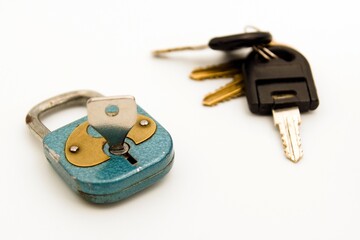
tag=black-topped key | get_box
[153,32,272,56]
[243,45,319,114]
[243,45,319,163]
[208,32,272,51]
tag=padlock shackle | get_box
[26,90,103,142]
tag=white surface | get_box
[1,0,360,239]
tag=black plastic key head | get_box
[243,45,319,115]
[208,32,272,51]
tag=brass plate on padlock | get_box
[65,122,109,167]
[127,115,157,145]
[65,114,157,167]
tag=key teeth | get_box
[280,132,303,163]
[203,89,243,106]
[190,71,239,81]
[202,76,244,107]
[273,107,303,163]
[190,61,243,81]
[203,92,242,107]
[191,74,234,81]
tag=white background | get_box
[1,0,359,239]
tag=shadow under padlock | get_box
[26,90,174,204]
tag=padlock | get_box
[26,90,174,203]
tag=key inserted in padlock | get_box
[87,96,137,155]
[26,90,174,203]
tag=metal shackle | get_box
[26,90,103,142]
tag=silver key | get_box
[87,96,137,155]
[272,107,303,163]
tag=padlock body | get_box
[43,106,174,203]
[243,46,319,115]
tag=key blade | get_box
[203,75,245,106]
[272,107,303,163]
[190,60,243,81]
[152,44,208,57]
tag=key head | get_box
[87,96,137,153]
[208,32,272,51]
[243,45,319,115]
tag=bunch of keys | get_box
[153,28,274,106]
[153,29,319,163]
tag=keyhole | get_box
[105,105,119,117]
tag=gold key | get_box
[187,60,245,106]
[190,60,243,81]
[202,74,245,106]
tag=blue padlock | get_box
[26,90,174,203]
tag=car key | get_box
[26,90,174,203]
[243,45,319,162]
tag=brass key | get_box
[203,74,245,106]
[188,60,245,106]
[190,60,243,81]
